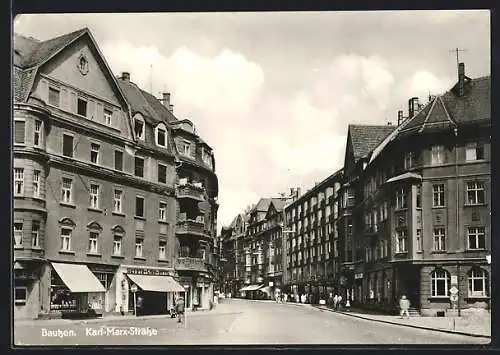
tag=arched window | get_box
[468,268,488,297]
[133,113,145,140]
[155,123,167,147]
[430,268,451,297]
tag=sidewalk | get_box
[15,306,236,327]
[314,305,491,338]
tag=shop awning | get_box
[246,284,264,291]
[51,262,105,293]
[260,286,271,295]
[126,274,184,292]
[239,285,251,292]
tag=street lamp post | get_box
[130,284,138,316]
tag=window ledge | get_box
[14,246,24,250]
[31,246,43,251]
[416,251,423,254]
[432,206,446,209]
[134,216,146,221]
[464,249,488,253]
[60,202,76,209]
[111,255,125,259]
[395,252,408,255]
[134,257,146,261]
[464,203,488,208]
[431,250,447,254]
[88,207,103,213]
[112,212,126,217]
[58,250,75,255]
[465,296,489,300]
[158,259,169,263]
[15,301,27,305]
[158,220,169,225]
[86,253,102,257]
[428,296,449,300]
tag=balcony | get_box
[364,224,378,236]
[175,257,208,272]
[176,219,211,240]
[176,183,206,201]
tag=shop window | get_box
[433,184,445,207]
[430,269,450,297]
[50,272,77,311]
[14,286,27,305]
[14,168,24,196]
[466,182,485,205]
[467,227,486,250]
[468,268,488,297]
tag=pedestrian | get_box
[399,294,410,319]
[213,294,218,307]
[284,293,288,303]
[337,295,343,311]
[333,294,338,310]
[175,296,185,324]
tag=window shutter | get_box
[14,121,25,144]
[39,79,48,103]
[61,89,69,111]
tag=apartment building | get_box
[341,63,491,316]
[13,28,218,319]
[283,171,343,303]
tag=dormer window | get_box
[134,115,145,140]
[155,124,167,147]
[202,149,212,166]
[182,140,191,156]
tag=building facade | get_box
[341,64,491,316]
[13,28,218,319]
[283,171,343,303]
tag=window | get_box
[14,120,26,147]
[90,143,100,164]
[14,222,23,247]
[134,156,144,177]
[416,229,422,252]
[134,118,144,140]
[433,228,446,251]
[466,143,484,161]
[182,140,191,156]
[88,231,99,254]
[202,150,212,166]
[404,152,413,169]
[135,238,144,258]
[77,98,87,117]
[14,287,27,305]
[113,189,123,214]
[466,182,485,205]
[431,145,445,165]
[31,221,40,248]
[95,273,110,289]
[14,168,24,195]
[62,134,73,158]
[89,184,100,209]
[431,269,450,297]
[114,150,123,171]
[395,229,407,253]
[60,228,72,251]
[34,120,42,147]
[433,184,445,207]
[468,268,488,297]
[113,235,122,255]
[48,87,60,107]
[32,170,41,198]
[416,185,421,208]
[396,188,407,209]
[159,201,167,221]
[156,126,166,147]
[135,196,144,217]
[104,109,112,126]
[61,178,73,204]
[467,227,486,250]
[158,164,167,183]
[159,241,167,259]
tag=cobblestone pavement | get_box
[14,299,490,346]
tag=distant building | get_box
[283,171,343,303]
[340,64,491,316]
[13,28,218,319]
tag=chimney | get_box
[168,104,174,113]
[121,72,130,81]
[408,97,419,118]
[458,62,465,97]
[397,110,404,126]
[162,92,171,108]
[387,121,392,126]
[296,187,301,199]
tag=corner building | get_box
[13,28,218,319]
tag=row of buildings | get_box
[13,28,219,319]
[219,62,491,316]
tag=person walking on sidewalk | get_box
[399,294,410,319]
[337,295,343,311]
[175,296,185,324]
[333,294,338,310]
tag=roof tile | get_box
[349,124,396,160]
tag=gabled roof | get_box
[348,124,396,161]
[251,198,272,213]
[270,198,287,212]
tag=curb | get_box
[312,306,490,339]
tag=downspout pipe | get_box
[454,126,461,317]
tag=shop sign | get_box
[451,276,458,285]
[127,268,173,277]
[269,281,274,287]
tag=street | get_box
[14,299,489,345]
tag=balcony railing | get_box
[364,224,378,235]
[176,183,206,201]
[175,257,208,272]
[176,219,211,239]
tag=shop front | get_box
[13,260,42,319]
[116,265,184,316]
[49,262,106,315]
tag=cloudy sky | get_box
[14,11,490,232]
